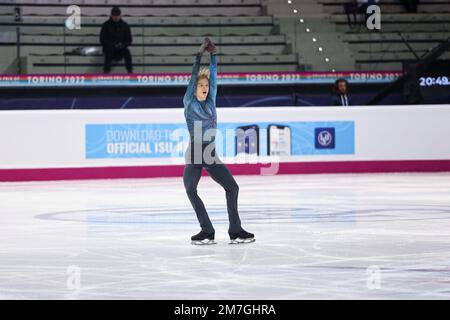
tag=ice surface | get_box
[1,172,450,299]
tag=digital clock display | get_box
[419,76,450,87]
[415,60,450,103]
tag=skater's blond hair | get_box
[197,67,210,84]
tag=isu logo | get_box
[315,127,335,149]
[317,130,333,147]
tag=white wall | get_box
[0,105,449,169]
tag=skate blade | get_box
[229,238,255,245]
[191,239,216,246]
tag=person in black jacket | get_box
[100,6,133,73]
[399,0,420,12]
[330,79,353,106]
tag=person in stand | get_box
[330,78,353,106]
[183,38,255,245]
[399,0,420,13]
[100,6,133,73]
[344,0,379,28]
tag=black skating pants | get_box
[183,142,243,234]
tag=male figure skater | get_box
[183,38,255,245]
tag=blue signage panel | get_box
[86,121,355,159]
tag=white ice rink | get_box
[1,172,450,299]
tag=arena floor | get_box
[1,172,450,299]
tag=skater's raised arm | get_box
[207,42,218,103]
[183,54,201,108]
[183,40,208,108]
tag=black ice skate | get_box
[229,230,255,244]
[191,231,216,245]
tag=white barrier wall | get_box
[0,105,449,172]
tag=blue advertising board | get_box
[86,121,355,159]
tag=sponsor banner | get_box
[2,105,449,172]
[85,121,355,159]
[0,71,401,88]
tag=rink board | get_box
[1,105,450,181]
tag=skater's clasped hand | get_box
[198,38,209,54]
[205,39,216,54]
[198,38,216,55]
